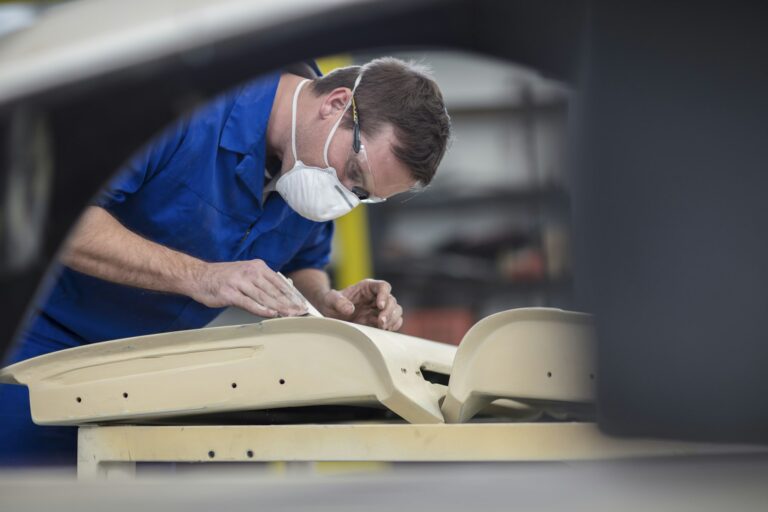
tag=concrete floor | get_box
[2,456,768,511]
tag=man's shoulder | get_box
[190,72,281,126]
[239,71,283,94]
[207,72,281,156]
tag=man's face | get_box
[305,83,417,202]
[328,123,416,202]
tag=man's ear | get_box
[319,87,353,120]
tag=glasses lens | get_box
[351,187,369,201]
[353,144,385,203]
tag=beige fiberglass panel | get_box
[0,317,455,426]
[442,308,595,423]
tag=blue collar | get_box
[219,73,280,155]
[218,63,321,202]
[219,74,280,202]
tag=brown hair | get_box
[310,57,451,187]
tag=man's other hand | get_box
[191,259,308,318]
[319,279,403,331]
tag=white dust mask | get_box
[276,76,363,222]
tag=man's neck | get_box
[265,73,305,172]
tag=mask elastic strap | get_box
[291,79,310,163]
[322,73,363,168]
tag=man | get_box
[0,57,451,464]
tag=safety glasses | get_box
[348,95,386,204]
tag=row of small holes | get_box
[207,450,255,459]
[545,372,596,380]
[76,392,128,403]
[75,372,598,403]
[77,377,291,402]
[230,379,285,389]
[76,378,289,403]
[76,372,597,405]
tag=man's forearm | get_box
[287,268,332,307]
[61,206,204,297]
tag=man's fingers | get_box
[379,306,402,330]
[231,291,278,318]
[328,290,355,316]
[264,271,307,308]
[245,260,305,309]
[362,311,380,327]
[237,282,287,315]
[259,276,308,314]
[239,281,305,317]
[378,296,399,329]
[374,280,393,310]
[387,304,404,330]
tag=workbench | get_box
[76,422,738,480]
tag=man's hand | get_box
[191,259,308,318]
[62,208,307,318]
[318,279,403,331]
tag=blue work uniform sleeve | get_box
[281,221,335,274]
[93,121,189,210]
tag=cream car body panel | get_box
[0,308,598,426]
[0,317,456,425]
[442,308,595,423]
